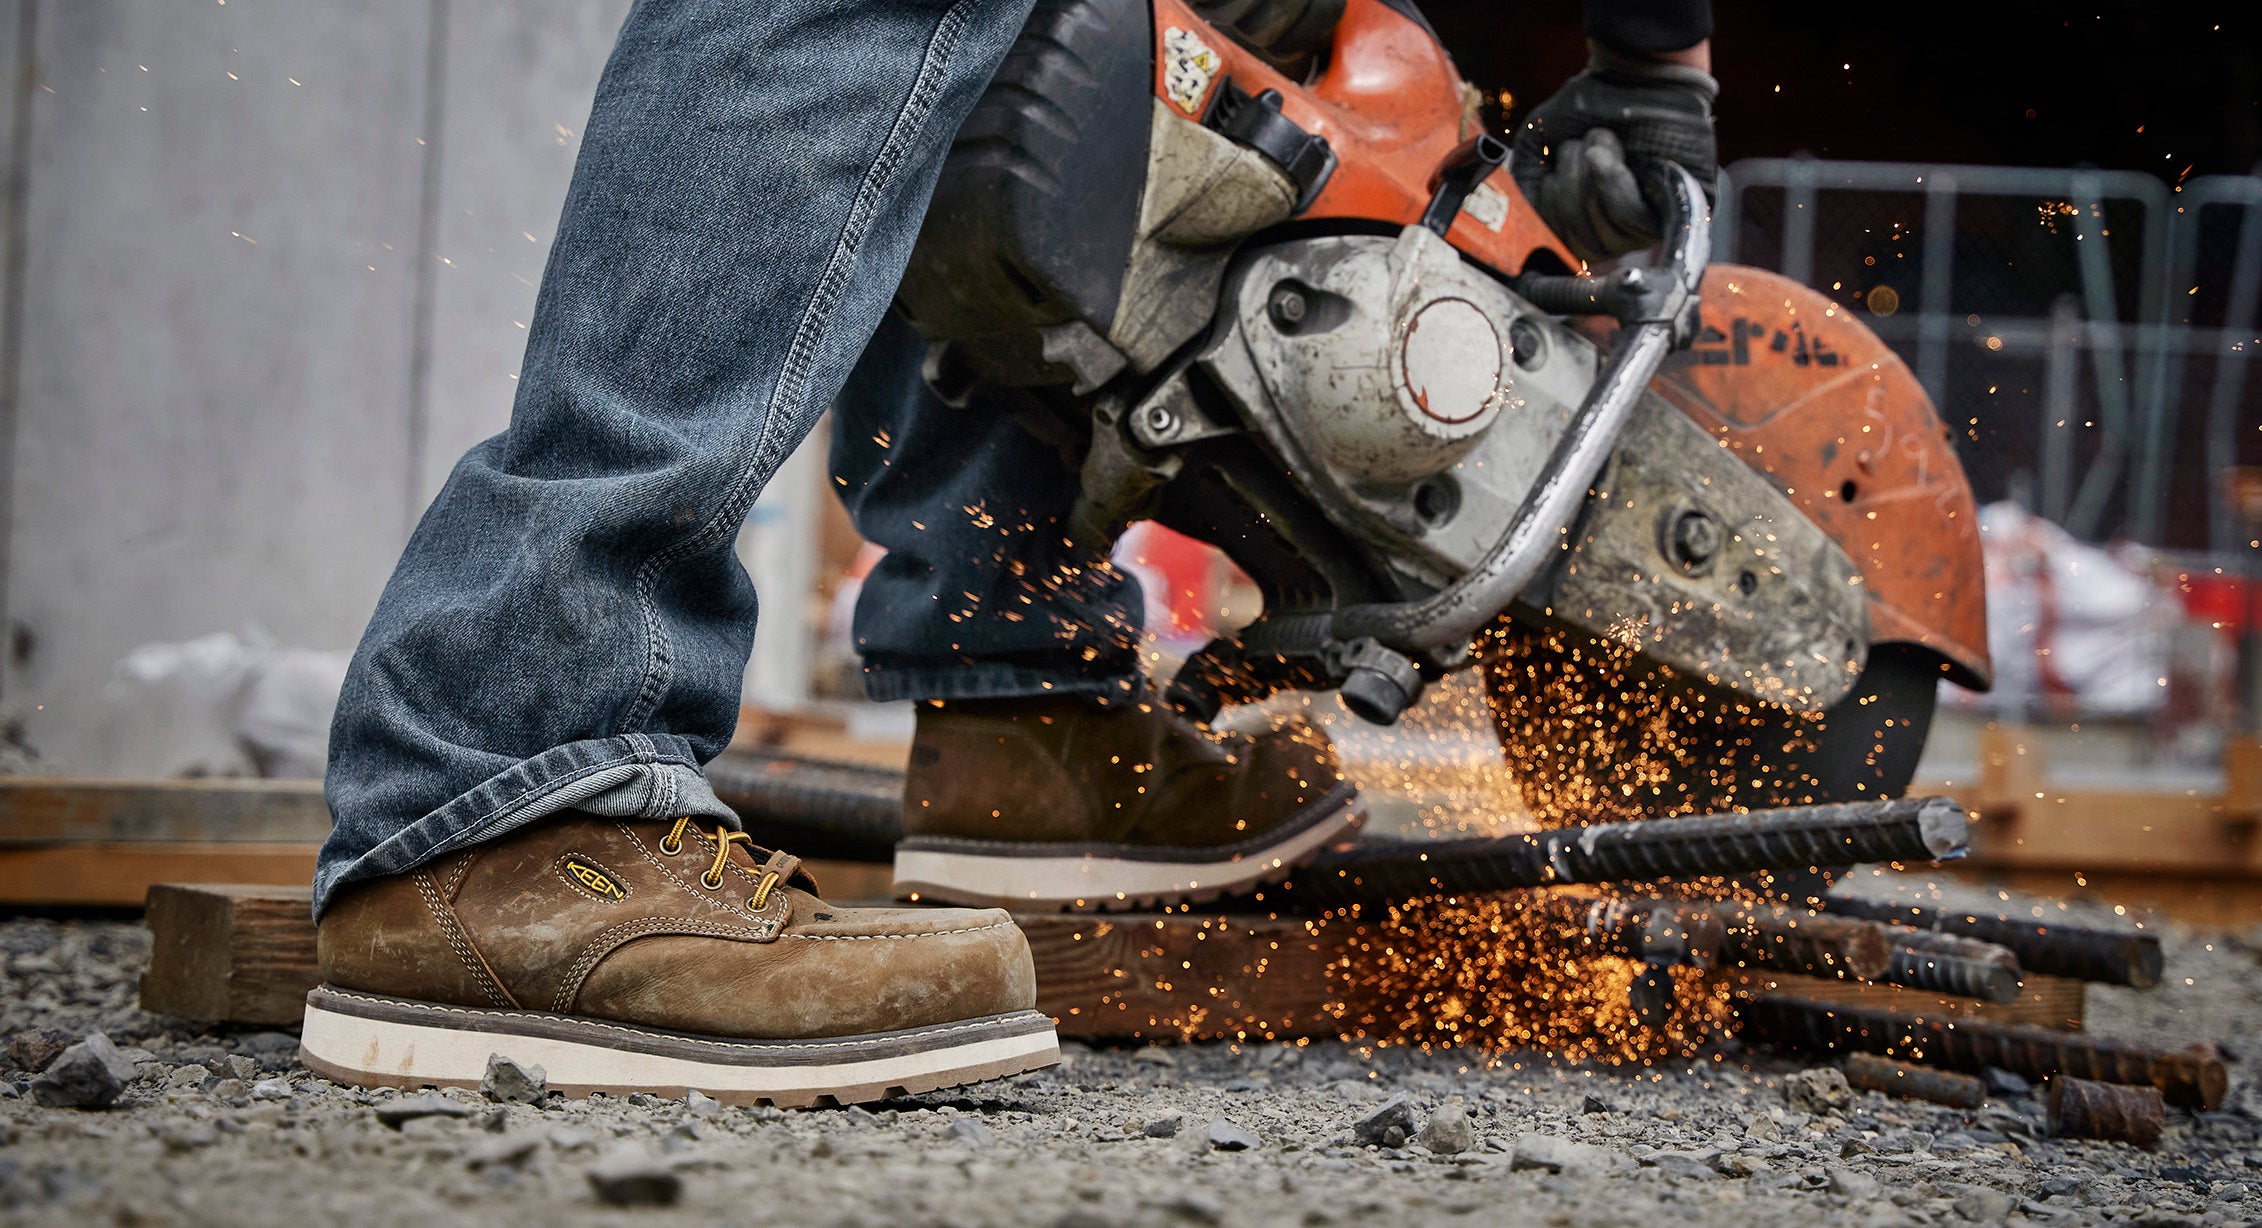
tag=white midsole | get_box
[300,1001,1058,1097]
[893,801,1361,906]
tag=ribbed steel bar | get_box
[2047,1076,2165,1149]
[705,748,904,862]
[1710,905,1894,981]
[1579,898,1727,969]
[1276,796,1967,908]
[1820,896,2162,988]
[1841,1052,1986,1109]
[1744,995,2229,1111]
[1878,928,2024,1004]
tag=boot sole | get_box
[892,783,1363,911]
[298,986,1059,1108]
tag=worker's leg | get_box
[830,314,1364,910]
[317,0,1035,910]
[305,0,1060,1104]
[830,311,1147,703]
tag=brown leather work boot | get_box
[302,813,1056,1107]
[892,694,1363,910]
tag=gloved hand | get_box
[1511,42,1718,265]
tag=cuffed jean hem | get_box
[859,662,1145,704]
[311,732,738,917]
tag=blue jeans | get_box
[317,0,1140,914]
[832,311,1143,704]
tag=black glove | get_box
[1511,42,1718,264]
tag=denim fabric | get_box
[317,0,1038,915]
[830,311,1146,704]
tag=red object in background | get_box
[2178,572,2253,637]
[1120,522,1223,639]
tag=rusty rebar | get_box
[1820,896,2162,988]
[1580,898,1726,969]
[2046,1076,2165,1149]
[1878,928,2024,1004]
[1710,905,1893,981]
[1840,1052,1987,1109]
[1272,796,1968,907]
[1741,995,2228,1111]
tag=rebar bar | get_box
[705,748,904,862]
[1581,898,1726,969]
[1878,928,2024,1004]
[1840,1052,1987,1109]
[2046,1076,2165,1149]
[1273,796,1968,907]
[1820,896,2162,988]
[1743,995,2229,1111]
[1710,905,1894,981]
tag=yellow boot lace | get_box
[659,816,791,909]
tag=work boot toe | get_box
[574,894,1035,1038]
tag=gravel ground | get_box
[2,905,2259,1228]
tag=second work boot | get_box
[892,694,1363,910]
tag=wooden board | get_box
[1925,726,2262,877]
[2,843,323,907]
[1913,726,2262,925]
[141,883,321,1026]
[0,777,332,844]
[1021,912,1362,1042]
[139,885,2091,1049]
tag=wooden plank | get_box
[1924,725,2262,877]
[1958,789,2262,875]
[136,883,2120,1047]
[140,883,319,1026]
[1937,865,2262,931]
[0,777,331,845]
[1021,912,1363,1042]
[0,843,321,907]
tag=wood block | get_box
[1973,724,2046,820]
[140,883,319,1026]
[1020,912,1359,1042]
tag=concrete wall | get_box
[0,0,821,773]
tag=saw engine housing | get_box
[895,0,1991,724]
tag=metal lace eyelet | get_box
[658,835,682,856]
[701,869,724,890]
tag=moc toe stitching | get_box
[551,914,782,1013]
[411,871,515,1008]
[783,920,1016,942]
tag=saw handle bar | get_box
[1328,162,1710,664]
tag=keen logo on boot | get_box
[558,856,629,902]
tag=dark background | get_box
[1427,2,2259,180]
[1424,2,2260,549]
